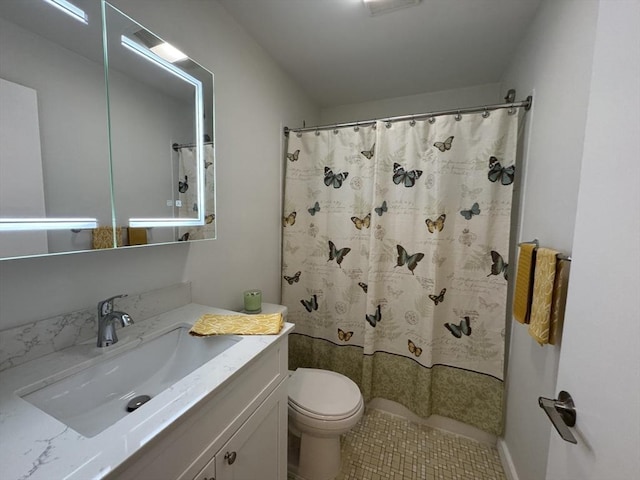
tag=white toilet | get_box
[288,368,364,480]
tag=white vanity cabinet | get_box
[109,335,289,480]
[193,384,286,480]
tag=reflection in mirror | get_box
[0,0,216,260]
[0,0,111,258]
[104,2,215,244]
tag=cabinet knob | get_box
[224,451,237,465]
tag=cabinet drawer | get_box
[110,339,288,480]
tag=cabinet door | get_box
[214,386,287,480]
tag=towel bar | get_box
[518,239,539,247]
[518,239,571,262]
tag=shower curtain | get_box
[282,109,519,435]
[177,144,216,241]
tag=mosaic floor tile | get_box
[290,408,506,479]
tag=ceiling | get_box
[218,0,542,108]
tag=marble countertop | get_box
[0,303,293,480]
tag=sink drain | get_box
[126,394,151,412]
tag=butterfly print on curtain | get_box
[338,328,354,342]
[426,214,446,233]
[445,316,472,338]
[366,304,382,327]
[328,241,351,267]
[287,149,300,161]
[395,244,424,274]
[433,135,454,152]
[308,202,320,216]
[487,251,508,280]
[487,156,515,185]
[324,167,349,188]
[283,271,301,285]
[300,294,318,312]
[392,163,423,187]
[460,203,480,220]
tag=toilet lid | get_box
[288,368,362,418]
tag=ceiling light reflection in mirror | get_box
[151,42,188,63]
[41,0,88,24]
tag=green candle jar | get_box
[243,289,262,313]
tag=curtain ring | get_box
[315,129,320,136]
[385,120,392,129]
[333,128,339,134]
[372,123,377,130]
[455,111,462,121]
[508,105,517,115]
[296,132,302,138]
[482,108,490,118]
[409,117,416,127]
[354,123,360,132]
[428,116,436,124]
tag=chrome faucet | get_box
[97,294,134,347]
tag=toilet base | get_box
[297,432,342,480]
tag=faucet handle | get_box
[98,294,128,316]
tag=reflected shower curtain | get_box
[177,144,215,240]
[282,109,519,434]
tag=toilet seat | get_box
[288,368,362,420]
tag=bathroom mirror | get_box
[0,0,216,260]
[103,2,216,244]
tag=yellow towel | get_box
[548,258,570,345]
[128,227,148,246]
[528,248,559,345]
[92,226,122,249]
[189,312,284,336]
[513,243,537,324]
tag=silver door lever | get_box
[538,390,577,444]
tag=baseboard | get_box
[497,438,520,480]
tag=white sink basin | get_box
[20,326,240,437]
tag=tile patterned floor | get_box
[290,408,507,480]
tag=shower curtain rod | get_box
[284,95,532,136]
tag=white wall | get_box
[0,0,318,330]
[498,1,599,480]
[320,83,502,125]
